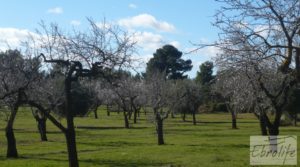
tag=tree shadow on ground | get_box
[75,126,148,130]
[9,149,172,167]
[77,141,151,147]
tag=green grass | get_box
[0,108,299,167]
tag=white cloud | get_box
[132,31,164,51]
[128,3,137,9]
[70,20,81,26]
[169,41,180,48]
[118,13,175,32]
[47,7,63,14]
[0,28,33,51]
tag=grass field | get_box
[0,107,299,167]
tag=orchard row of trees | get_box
[0,20,206,167]
[1,0,300,166]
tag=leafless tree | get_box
[25,18,136,167]
[172,79,202,125]
[209,0,300,136]
[213,68,256,129]
[113,73,143,127]
[0,50,41,158]
[145,71,174,145]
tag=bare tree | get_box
[0,50,40,157]
[172,79,202,125]
[145,71,174,145]
[108,72,143,128]
[209,0,300,136]
[213,68,255,129]
[26,19,136,167]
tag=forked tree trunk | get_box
[6,106,18,158]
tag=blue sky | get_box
[0,0,221,78]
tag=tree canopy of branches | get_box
[172,79,202,125]
[145,71,175,145]
[24,18,136,167]
[0,50,41,158]
[212,0,300,136]
[146,44,192,79]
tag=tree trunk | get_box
[117,105,120,114]
[259,114,268,136]
[294,112,297,126]
[65,126,78,167]
[128,110,133,120]
[65,72,79,167]
[231,111,237,129]
[268,125,279,136]
[37,118,47,141]
[156,116,164,145]
[33,110,48,141]
[133,110,137,124]
[93,106,98,119]
[107,108,110,116]
[171,112,175,118]
[268,126,279,153]
[182,112,186,122]
[192,112,196,125]
[123,112,129,128]
[6,106,18,158]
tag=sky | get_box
[0,0,222,78]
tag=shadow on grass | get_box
[173,120,258,124]
[76,126,148,130]
[7,150,170,167]
[78,141,151,147]
[185,143,248,148]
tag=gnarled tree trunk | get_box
[6,105,18,158]
[33,110,48,141]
